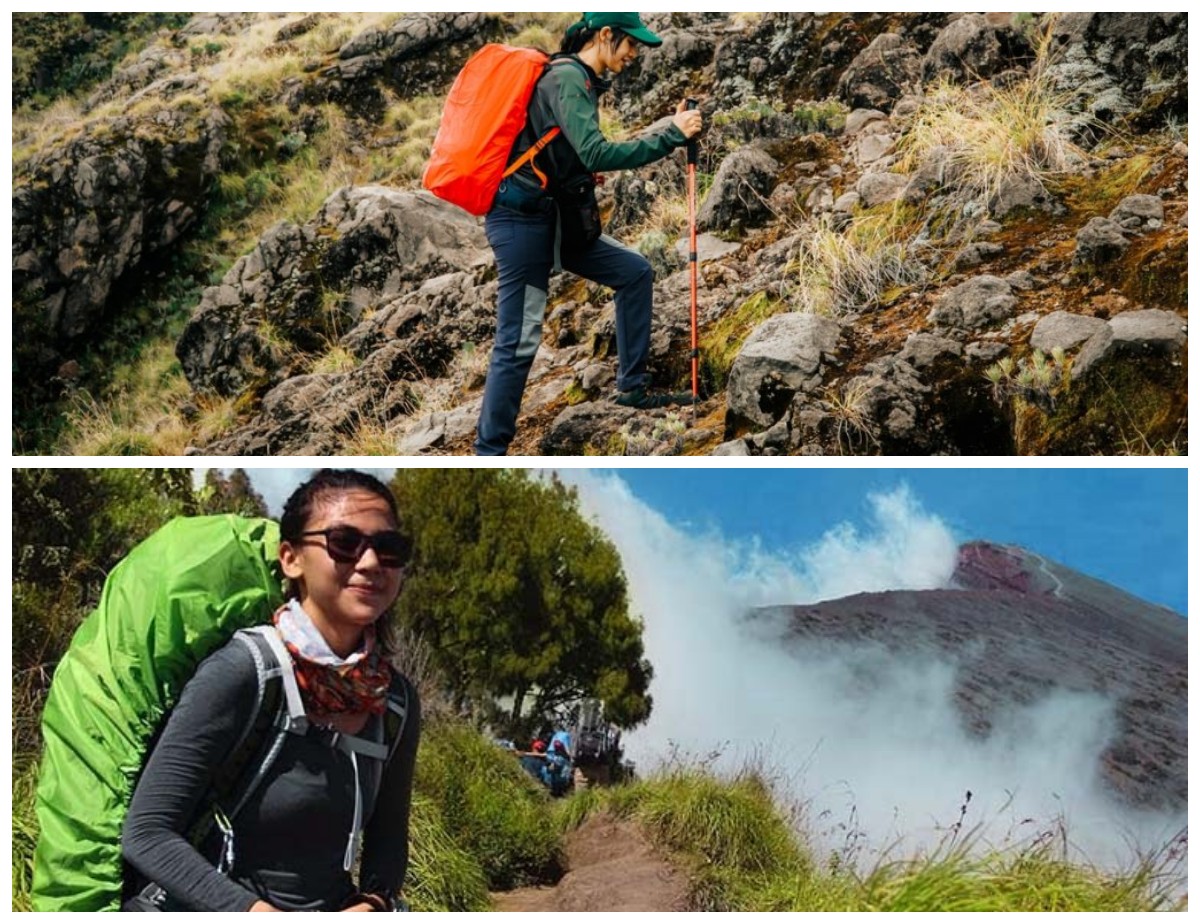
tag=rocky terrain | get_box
[12,12,1188,455]
[765,541,1187,811]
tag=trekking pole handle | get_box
[686,98,700,166]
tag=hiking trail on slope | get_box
[490,812,689,912]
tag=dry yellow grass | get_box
[786,216,924,316]
[898,17,1084,219]
[60,341,197,456]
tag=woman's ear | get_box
[279,541,305,581]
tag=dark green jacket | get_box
[507,55,687,195]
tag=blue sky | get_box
[607,469,1187,616]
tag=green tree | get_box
[391,470,652,731]
[200,468,270,518]
[12,469,203,753]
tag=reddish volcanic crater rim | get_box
[954,541,1044,595]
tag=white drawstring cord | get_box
[344,750,363,872]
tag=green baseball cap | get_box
[582,12,664,47]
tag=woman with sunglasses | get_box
[122,470,420,911]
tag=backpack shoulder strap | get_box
[241,626,308,734]
[185,629,290,868]
[502,56,592,189]
[382,675,411,764]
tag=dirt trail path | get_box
[490,813,689,912]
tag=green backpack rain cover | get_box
[32,515,284,912]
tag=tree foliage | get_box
[12,468,267,753]
[200,468,270,519]
[12,13,193,108]
[391,470,653,731]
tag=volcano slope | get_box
[763,542,1186,811]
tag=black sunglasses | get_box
[301,526,412,569]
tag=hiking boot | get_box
[612,387,693,410]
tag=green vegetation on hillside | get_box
[11,12,585,455]
[557,769,1187,912]
[12,13,192,108]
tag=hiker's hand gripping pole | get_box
[686,98,701,418]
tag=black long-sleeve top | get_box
[122,639,420,911]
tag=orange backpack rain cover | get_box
[423,45,551,216]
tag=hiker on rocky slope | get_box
[122,471,420,911]
[475,12,705,455]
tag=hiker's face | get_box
[605,32,639,73]
[280,489,404,634]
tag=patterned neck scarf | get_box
[274,599,393,716]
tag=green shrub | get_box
[12,760,39,912]
[415,721,564,890]
[405,795,490,911]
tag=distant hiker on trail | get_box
[121,471,420,911]
[543,730,575,796]
[474,12,705,455]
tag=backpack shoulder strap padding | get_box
[241,626,309,733]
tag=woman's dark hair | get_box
[279,469,403,654]
[562,24,630,56]
[280,469,400,542]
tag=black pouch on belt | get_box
[554,177,602,253]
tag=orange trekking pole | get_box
[686,98,701,420]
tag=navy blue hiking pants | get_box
[474,206,654,456]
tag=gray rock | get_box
[833,191,862,214]
[897,333,963,370]
[955,242,1005,269]
[727,313,842,429]
[928,275,1019,331]
[178,188,490,397]
[1050,14,1187,94]
[674,232,742,264]
[339,12,491,60]
[902,152,948,204]
[844,109,889,136]
[806,184,835,214]
[581,363,615,393]
[1109,309,1187,346]
[1074,217,1130,267]
[398,413,447,454]
[712,439,751,456]
[1030,312,1108,354]
[991,174,1055,217]
[1110,194,1164,231]
[841,361,931,450]
[856,172,908,208]
[14,101,229,369]
[747,417,791,452]
[838,33,922,110]
[853,132,898,167]
[1006,271,1036,291]
[1074,310,1187,379]
[924,13,1034,83]
[696,146,781,232]
[541,403,637,455]
[965,341,1009,363]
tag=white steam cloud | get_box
[566,473,1183,869]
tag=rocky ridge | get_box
[12,12,1188,455]
[764,541,1187,811]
